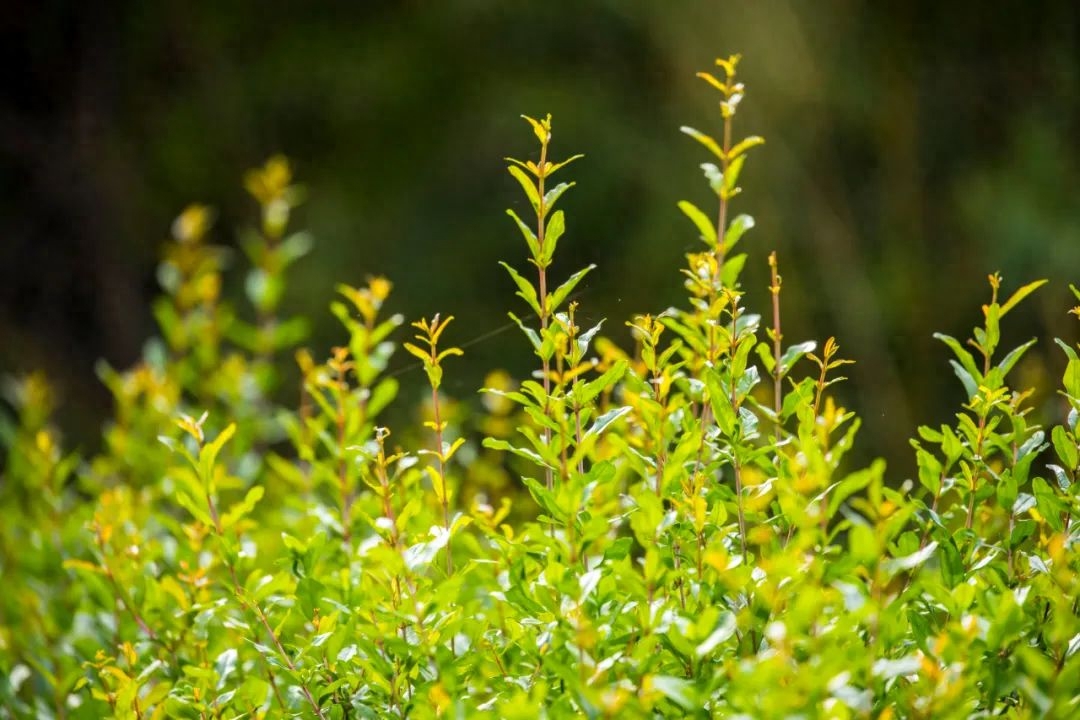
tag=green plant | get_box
[2,53,1079,720]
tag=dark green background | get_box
[3,1,1079,473]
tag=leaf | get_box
[578,359,628,405]
[828,460,885,516]
[933,333,982,385]
[199,423,236,486]
[701,163,724,195]
[442,436,466,462]
[778,340,816,376]
[1052,425,1078,470]
[427,466,448,504]
[545,154,584,177]
[507,312,542,351]
[677,200,716,246]
[506,208,541,260]
[948,360,979,401]
[403,529,451,572]
[402,342,431,364]
[1033,477,1067,531]
[281,532,307,554]
[872,655,921,681]
[221,485,265,529]
[482,437,554,470]
[547,264,595,314]
[996,338,1037,377]
[650,675,697,710]
[499,262,542,317]
[680,126,725,161]
[543,182,575,214]
[585,405,632,438]
[507,165,540,212]
[695,71,727,93]
[522,477,563,520]
[521,114,549,144]
[603,537,633,561]
[883,541,938,578]
[368,377,399,418]
[722,155,746,196]
[999,279,1048,316]
[542,210,566,265]
[724,214,755,251]
[727,135,765,160]
[695,612,736,657]
[915,448,942,495]
[214,648,238,690]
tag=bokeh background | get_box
[3,0,1079,475]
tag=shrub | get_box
[2,54,1079,719]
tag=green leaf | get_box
[1052,425,1077,470]
[585,406,632,437]
[578,359,628,405]
[543,182,575,215]
[724,214,755,251]
[506,208,541,260]
[547,264,595,314]
[368,377,399,418]
[695,612,736,657]
[984,302,1001,355]
[778,340,816,376]
[507,165,541,213]
[603,537,633,562]
[996,338,1037,377]
[507,311,541,351]
[997,471,1018,511]
[199,423,236,486]
[828,460,885,516]
[522,477,563,520]
[1056,340,1080,398]
[650,675,697,710]
[916,448,942,495]
[482,437,554,470]
[677,201,716,246]
[948,360,979,401]
[542,210,566,265]
[721,155,746,197]
[1032,477,1066,532]
[281,532,308,554]
[680,126,725,161]
[499,262,542,317]
[720,252,747,288]
[933,333,982,385]
[883,541,938,578]
[221,485,265,529]
[546,154,585,177]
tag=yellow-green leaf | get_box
[999,279,1048,317]
[678,200,717,246]
[680,126,725,161]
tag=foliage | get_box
[2,55,1079,719]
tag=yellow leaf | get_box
[402,343,431,364]
[695,72,727,94]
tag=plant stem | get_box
[769,251,783,442]
[536,140,555,491]
[431,383,454,575]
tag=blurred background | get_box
[2,0,1078,475]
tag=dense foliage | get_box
[2,56,1079,719]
